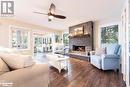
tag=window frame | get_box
[63,33,69,46]
[99,23,120,47]
[9,25,30,50]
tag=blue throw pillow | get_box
[114,45,120,55]
[117,47,121,56]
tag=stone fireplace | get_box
[68,21,94,60]
[69,21,94,53]
[73,45,85,52]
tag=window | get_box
[34,34,53,53]
[34,37,42,47]
[63,34,69,46]
[55,35,61,43]
[101,25,118,44]
[10,26,29,49]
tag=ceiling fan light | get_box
[48,15,54,19]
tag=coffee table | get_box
[47,54,69,73]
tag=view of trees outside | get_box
[12,30,28,49]
[34,34,53,53]
[63,34,69,46]
[101,25,118,44]
[55,35,61,43]
[35,37,42,47]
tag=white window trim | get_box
[9,25,31,50]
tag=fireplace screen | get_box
[73,45,85,52]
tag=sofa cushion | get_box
[102,43,117,54]
[0,58,9,75]
[0,53,35,70]
[0,63,49,87]
[117,47,121,56]
[114,45,120,55]
[104,54,120,59]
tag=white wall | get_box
[93,21,100,49]
[0,24,10,48]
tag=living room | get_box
[0,0,129,87]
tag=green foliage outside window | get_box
[101,25,118,44]
[63,34,69,46]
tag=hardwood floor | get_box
[49,58,125,87]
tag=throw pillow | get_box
[0,53,35,70]
[95,48,106,56]
[117,47,121,56]
[114,45,120,55]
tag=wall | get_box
[0,18,61,55]
[93,21,100,49]
[0,23,10,48]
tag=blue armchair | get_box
[90,44,121,70]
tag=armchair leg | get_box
[58,69,61,73]
[114,69,119,72]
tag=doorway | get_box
[33,33,53,54]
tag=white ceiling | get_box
[10,0,124,30]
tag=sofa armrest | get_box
[90,51,95,56]
[0,63,49,87]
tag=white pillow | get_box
[0,53,35,70]
[95,48,106,56]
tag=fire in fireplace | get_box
[73,45,85,52]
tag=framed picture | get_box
[73,26,84,36]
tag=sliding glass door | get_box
[34,35,43,53]
[33,34,53,53]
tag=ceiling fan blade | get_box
[49,3,56,14]
[52,14,66,19]
[33,12,48,15]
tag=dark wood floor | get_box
[49,58,125,87]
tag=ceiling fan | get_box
[33,3,66,21]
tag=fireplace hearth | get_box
[73,45,85,52]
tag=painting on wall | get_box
[73,26,84,36]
